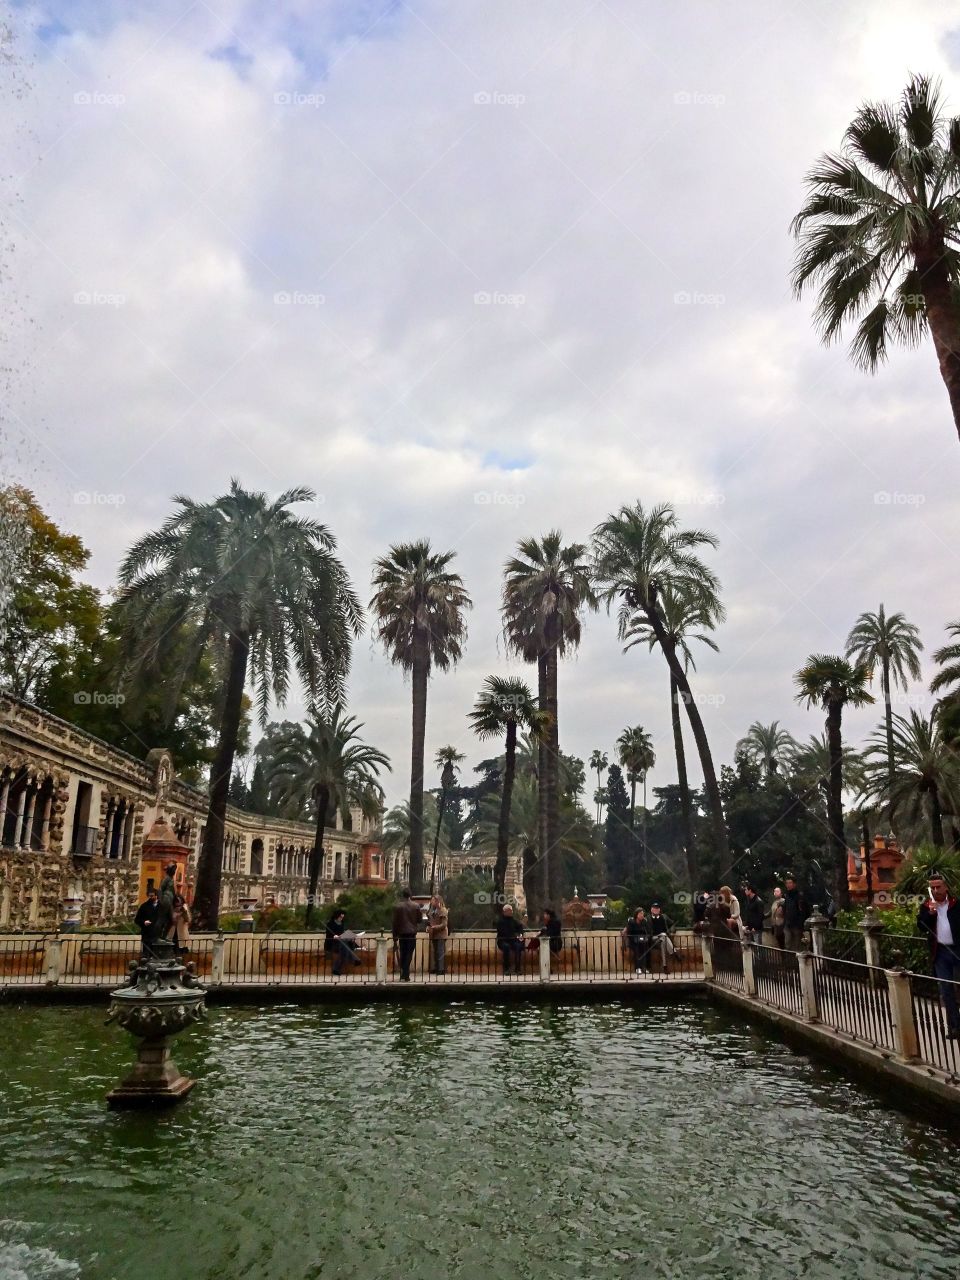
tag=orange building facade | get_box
[847,834,904,907]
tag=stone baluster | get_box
[742,938,757,997]
[797,951,820,1021]
[45,935,62,985]
[538,934,552,982]
[886,968,919,1061]
[211,933,225,986]
[859,906,885,969]
[805,905,829,957]
[699,933,714,980]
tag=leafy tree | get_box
[845,604,923,796]
[792,74,960,444]
[603,763,633,888]
[468,675,548,903]
[593,501,729,868]
[862,710,960,848]
[735,721,798,780]
[268,706,390,924]
[370,540,471,893]
[623,581,721,888]
[502,532,597,908]
[116,481,361,928]
[795,655,874,909]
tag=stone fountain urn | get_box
[105,939,206,1108]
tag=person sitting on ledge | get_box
[538,908,563,955]
[324,908,361,977]
[648,902,681,964]
[496,904,525,974]
[625,908,652,974]
[917,870,960,1040]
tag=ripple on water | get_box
[1,1000,959,1280]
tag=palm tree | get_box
[589,749,609,824]
[502,532,597,906]
[623,582,721,887]
[592,502,729,867]
[931,620,960,700]
[791,75,960,444]
[862,710,960,848]
[115,481,361,928]
[380,797,441,883]
[736,721,799,780]
[468,676,548,903]
[616,725,655,872]
[268,707,390,923]
[845,605,923,795]
[370,541,471,892]
[794,655,875,909]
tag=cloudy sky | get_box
[4,0,960,806]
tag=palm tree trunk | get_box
[646,607,729,863]
[409,626,429,893]
[629,775,636,829]
[882,657,895,792]
[544,622,560,906]
[917,244,960,445]
[193,630,249,930]
[533,652,548,915]
[305,784,330,927]
[826,701,850,911]
[494,719,517,904]
[671,673,697,889]
[930,789,945,848]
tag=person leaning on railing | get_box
[916,869,960,1040]
[538,908,563,956]
[742,885,765,945]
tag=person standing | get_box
[134,891,157,953]
[539,908,563,956]
[917,870,960,1040]
[742,885,765,945]
[495,904,525,975]
[782,876,807,952]
[625,908,652,974]
[167,894,191,957]
[719,885,742,936]
[428,894,449,975]
[768,887,786,948]
[392,889,422,982]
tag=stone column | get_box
[0,776,10,837]
[860,906,885,969]
[16,785,32,849]
[45,936,62,984]
[742,940,757,997]
[700,933,714,980]
[375,934,389,983]
[211,934,225,986]
[806,906,829,957]
[887,968,919,1060]
[797,951,820,1021]
[538,934,551,982]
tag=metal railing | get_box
[909,973,960,1076]
[752,944,804,1018]
[0,934,49,982]
[811,955,893,1051]
[710,935,745,992]
[819,928,867,965]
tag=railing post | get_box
[860,906,885,969]
[211,933,225,986]
[699,933,714,980]
[742,940,756,997]
[805,906,829,958]
[45,934,62,985]
[886,967,919,1061]
[797,952,819,1021]
[375,933,389,984]
[539,935,551,982]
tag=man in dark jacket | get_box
[392,889,422,982]
[742,885,765,944]
[648,902,681,965]
[917,870,960,1038]
[134,891,157,953]
[496,905,525,974]
[782,876,807,951]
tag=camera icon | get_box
[874,491,891,505]
[274,91,292,105]
[73,691,91,705]
[674,290,691,304]
[74,90,92,105]
[273,291,291,305]
[474,291,491,305]
[673,892,691,904]
[474,891,491,905]
[473,91,492,105]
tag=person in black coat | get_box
[496,905,525,974]
[917,870,960,1038]
[625,909,652,974]
[539,908,563,954]
[782,876,807,951]
[324,909,361,976]
[134,891,158,952]
[742,885,765,943]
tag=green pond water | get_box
[1,999,959,1280]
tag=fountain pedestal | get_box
[106,940,206,1108]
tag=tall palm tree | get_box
[502,532,597,906]
[592,502,729,867]
[469,676,548,903]
[268,707,390,923]
[862,710,960,848]
[623,581,721,887]
[794,655,874,909]
[380,797,441,883]
[589,749,608,824]
[616,725,655,872]
[735,720,799,780]
[370,541,471,892]
[791,75,960,444]
[931,619,960,700]
[115,481,361,927]
[845,604,923,794]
